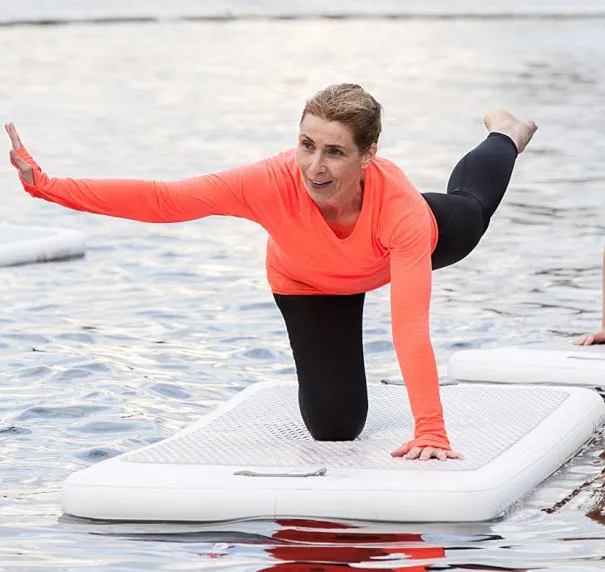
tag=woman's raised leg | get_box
[423,109,538,270]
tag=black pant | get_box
[275,133,518,441]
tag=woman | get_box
[6,83,537,461]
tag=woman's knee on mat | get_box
[304,414,366,441]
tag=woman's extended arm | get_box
[6,123,269,224]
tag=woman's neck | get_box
[315,178,365,221]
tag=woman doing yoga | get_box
[6,83,537,461]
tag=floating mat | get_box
[61,382,605,522]
[448,342,605,387]
[0,223,86,266]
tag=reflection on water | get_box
[56,514,605,570]
[1,9,605,572]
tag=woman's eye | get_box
[328,148,342,156]
[302,140,313,150]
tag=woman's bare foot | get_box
[483,109,538,153]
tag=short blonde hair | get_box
[301,84,382,152]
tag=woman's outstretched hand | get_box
[5,122,34,185]
[391,443,464,461]
[574,330,605,346]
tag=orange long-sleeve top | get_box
[15,146,449,451]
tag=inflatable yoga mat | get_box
[0,223,86,266]
[448,342,605,387]
[61,381,605,522]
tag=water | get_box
[2,3,605,570]
[2,0,605,23]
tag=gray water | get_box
[2,0,605,22]
[2,4,605,571]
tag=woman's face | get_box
[295,113,376,203]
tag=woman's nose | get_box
[309,153,326,174]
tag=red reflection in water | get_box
[273,529,426,544]
[276,519,357,530]
[257,520,445,572]
[260,566,428,572]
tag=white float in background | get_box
[61,381,605,523]
[448,342,605,388]
[0,223,86,266]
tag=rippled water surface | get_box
[2,5,605,571]
[3,0,605,22]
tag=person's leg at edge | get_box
[274,293,368,441]
[423,109,538,270]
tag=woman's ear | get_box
[361,143,378,169]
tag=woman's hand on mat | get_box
[391,444,464,461]
[574,330,605,346]
[5,122,34,185]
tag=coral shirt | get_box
[16,146,450,451]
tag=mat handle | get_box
[568,355,605,361]
[233,468,327,477]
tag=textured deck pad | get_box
[449,343,605,387]
[61,382,605,522]
[0,223,85,266]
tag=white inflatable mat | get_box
[0,223,85,266]
[61,381,605,523]
[449,342,605,387]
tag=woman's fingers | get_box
[5,125,38,186]
[395,445,464,461]
[9,148,34,185]
[4,122,24,151]
[390,443,409,457]
[401,446,421,459]
[391,440,464,460]
[420,447,440,461]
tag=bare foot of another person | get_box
[483,109,538,153]
[574,330,605,346]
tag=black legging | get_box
[274,133,518,441]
